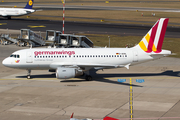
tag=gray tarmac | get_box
[0,44,180,120]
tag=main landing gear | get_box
[27,70,31,79]
[85,75,92,81]
[84,71,92,81]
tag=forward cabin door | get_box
[133,51,138,62]
[26,51,33,63]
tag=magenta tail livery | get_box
[136,18,169,53]
[2,18,171,80]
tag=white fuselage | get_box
[0,8,35,17]
[2,47,154,70]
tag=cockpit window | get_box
[10,54,20,58]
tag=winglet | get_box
[70,113,74,118]
[24,0,34,9]
[103,116,119,120]
[125,63,130,69]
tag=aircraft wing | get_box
[50,62,130,70]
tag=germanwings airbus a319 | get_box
[0,0,35,19]
[2,18,171,80]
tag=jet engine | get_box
[56,67,83,79]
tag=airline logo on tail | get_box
[24,0,34,9]
[29,0,33,6]
[138,18,169,53]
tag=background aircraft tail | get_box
[134,18,169,53]
[24,0,34,9]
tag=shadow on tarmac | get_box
[16,70,180,87]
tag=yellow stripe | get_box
[152,44,157,52]
[139,41,147,51]
[145,33,150,43]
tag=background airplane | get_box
[2,18,171,80]
[0,0,35,19]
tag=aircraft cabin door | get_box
[133,51,138,62]
[26,51,33,63]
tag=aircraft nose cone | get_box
[2,58,9,67]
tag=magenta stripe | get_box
[94,116,180,120]
[155,18,169,53]
[147,20,159,53]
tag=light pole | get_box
[108,36,110,48]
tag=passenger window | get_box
[35,56,36,58]
[101,55,103,57]
[40,56,42,58]
[82,55,84,57]
[98,55,100,57]
[14,55,17,58]
[37,56,39,58]
[109,55,111,57]
[107,55,108,57]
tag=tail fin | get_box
[136,18,169,53]
[70,113,74,118]
[24,0,34,9]
[103,116,119,120]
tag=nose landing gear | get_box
[27,69,31,79]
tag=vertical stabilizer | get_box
[136,18,169,53]
[24,0,34,9]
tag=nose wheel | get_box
[27,70,31,79]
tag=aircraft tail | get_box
[24,0,34,9]
[70,113,74,118]
[103,116,119,120]
[134,18,169,53]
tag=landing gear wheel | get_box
[27,75,31,79]
[86,75,92,81]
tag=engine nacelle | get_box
[56,67,83,79]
